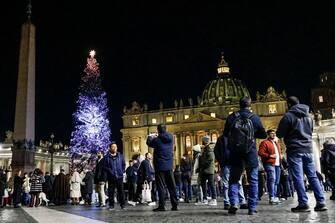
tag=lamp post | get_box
[49,133,55,175]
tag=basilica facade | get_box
[121,55,288,165]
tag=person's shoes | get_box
[224,205,230,210]
[127,201,136,206]
[195,200,208,205]
[148,202,156,206]
[120,206,127,211]
[171,206,178,211]
[269,198,280,205]
[96,204,101,207]
[248,210,258,215]
[109,206,115,211]
[153,207,166,212]
[208,199,217,206]
[228,205,238,214]
[185,199,190,203]
[291,205,311,212]
[240,204,248,209]
[179,198,184,202]
[314,203,328,212]
[330,194,335,200]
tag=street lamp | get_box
[49,133,56,175]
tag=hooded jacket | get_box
[276,104,313,154]
[199,142,216,175]
[321,143,335,171]
[147,131,174,171]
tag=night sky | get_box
[1,1,335,147]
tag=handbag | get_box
[141,181,152,203]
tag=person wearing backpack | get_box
[223,96,267,215]
[277,96,327,212]
[321,138,335,200]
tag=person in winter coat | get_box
[192,144,204,205]
[321,138,335,200]
[135,152,156,205]
[199,135,217,206]
[43,172,53,202]
[12,170,23,208]
[126,159,139,205]
[82,169,94,205]
[103,142,126,210]
[277,96,327,212]
[22,172,31,206]
[180,154,192,203]
[29,168,45,207]
[147,124,178,211]
[53,169,69,205]
[94,151,106,207]
[70,169,82,205]
[258,130,282,204]
[223,96,267,215]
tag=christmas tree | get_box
[70,50,111,170]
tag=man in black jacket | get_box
[94,151,106,207]
[103,143,126,210]
[147,124,178,211]
[321,138,335,200]
[277,96,327,212]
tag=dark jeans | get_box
[85,193,92,204]
[201,173,216,200]
[128,181,137,202]
[155,170,178,208]
[108,176,125,208]
[182,175,192,201]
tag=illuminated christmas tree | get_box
[70,50,111,170]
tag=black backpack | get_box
[228,112,255,154]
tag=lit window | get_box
[186,136,191,147]
[319,96,324,103]
[210,112,216,118]
[269,104,277,114]
[184,114,189,120]
[166,116,173,123]
[132,137,140,152]
[132,117,139,126]
[152,118,157,124]
[212,133,218,143]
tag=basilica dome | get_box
[201,54,250,105]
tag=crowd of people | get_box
[0,96,334,216]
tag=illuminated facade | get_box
[121,54,288,165]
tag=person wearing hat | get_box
[199,135,217,206]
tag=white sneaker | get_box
[179,198,184,202]
[148,202,156,206]
[195,200,208,206]
[208,199,217,206]
[127,201,136,206]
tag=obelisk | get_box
[12,1,36,174]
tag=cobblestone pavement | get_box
[0,192,334,223]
